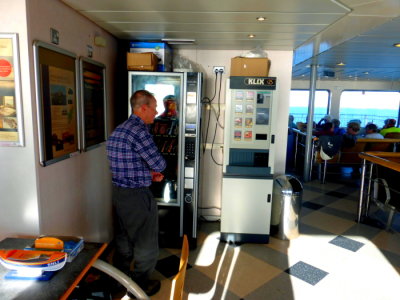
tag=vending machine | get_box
[221,76,277,244]
[128,71,202,248]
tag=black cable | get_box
[201,71,218,104]
[201,72,218,154]
[210,72,224,166]
[214,71,224,128]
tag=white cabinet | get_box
[221,177,272,243]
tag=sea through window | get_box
[339,91,400,127]
[289,90,330,124]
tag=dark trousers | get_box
[112,185,159,282]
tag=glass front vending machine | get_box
[221,76,277,244]
[128,71,202,249]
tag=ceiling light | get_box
[393,43,400,47]
[337,62,346,66]
[256,16,266,21]
[161,38,195,45]
[248,34,255,38]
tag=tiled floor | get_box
[142,178,400,300]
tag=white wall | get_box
[176,49,293,219]
[0,0,118,242]
[0,0,40,239]
[25,0,118,242]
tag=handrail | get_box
[312,137,400,143]
[356,138,400,143]
[359,152,400,173]
[291,129,318,178]
[291,128,307,137]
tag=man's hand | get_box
[151,172,164,182]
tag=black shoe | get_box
[127,279,161,298]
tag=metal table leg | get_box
[357,159,367,222]
[365,163,374,217]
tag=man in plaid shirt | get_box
[106,90,166,297]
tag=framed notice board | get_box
[79,57,107,151]
[33,41,79,166]
[0,33,24,146]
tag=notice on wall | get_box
[0,36,22,145]
[48,66,77,157]
[81,59,106,150]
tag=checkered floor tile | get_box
[110,178,400,300]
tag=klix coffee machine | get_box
[221,76,277,244]
[128,71,202,248]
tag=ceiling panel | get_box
[61,0,400,81]
[83,12,343,24]
[63,0,347,13]
[98,23,327,34]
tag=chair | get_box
[371,177,397,231]
[384,132,400,139]
[170,235,189,300]
[315,135,342,183]
[384,133,400,151]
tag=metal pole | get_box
[294,131,299,169]
[303,64,317,181]
[309,140,315,180]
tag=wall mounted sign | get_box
[33,40,79,166]
[229,76,276,90]
[79,57,107,151]
[0,33,24,146]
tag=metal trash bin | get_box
[271,175,303,240]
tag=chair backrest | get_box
[170,235,189,300]
[340,140,367,163]
[365,141,392,152]
[384,132,400,139]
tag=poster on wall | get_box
[79,57,107,151]
[0,33,24,146]
[33,41,79,166]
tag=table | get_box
[357,152,400,225]
[0,237,149,300]
[0,238,106,300]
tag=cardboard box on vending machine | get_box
[127,52,159,71]
[129,42,172,71]
[230,57,271,76]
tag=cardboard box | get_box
[230,57,271,76]
[129,42,172,71]
[127,52,159,71]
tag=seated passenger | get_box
[314,122,334,136]
[348,119,364,136]
[316,114,331,129]
[342,121,360,148]
[288,114,297,129]
[332,119,345,135]
[364,123,384,139]
[379,119,400,137]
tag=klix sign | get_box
[230,76,276,90]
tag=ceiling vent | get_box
[323,70,335,77]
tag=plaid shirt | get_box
[106,114,166,188]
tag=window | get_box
[339,91,399,127]
[289,90,330,124]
